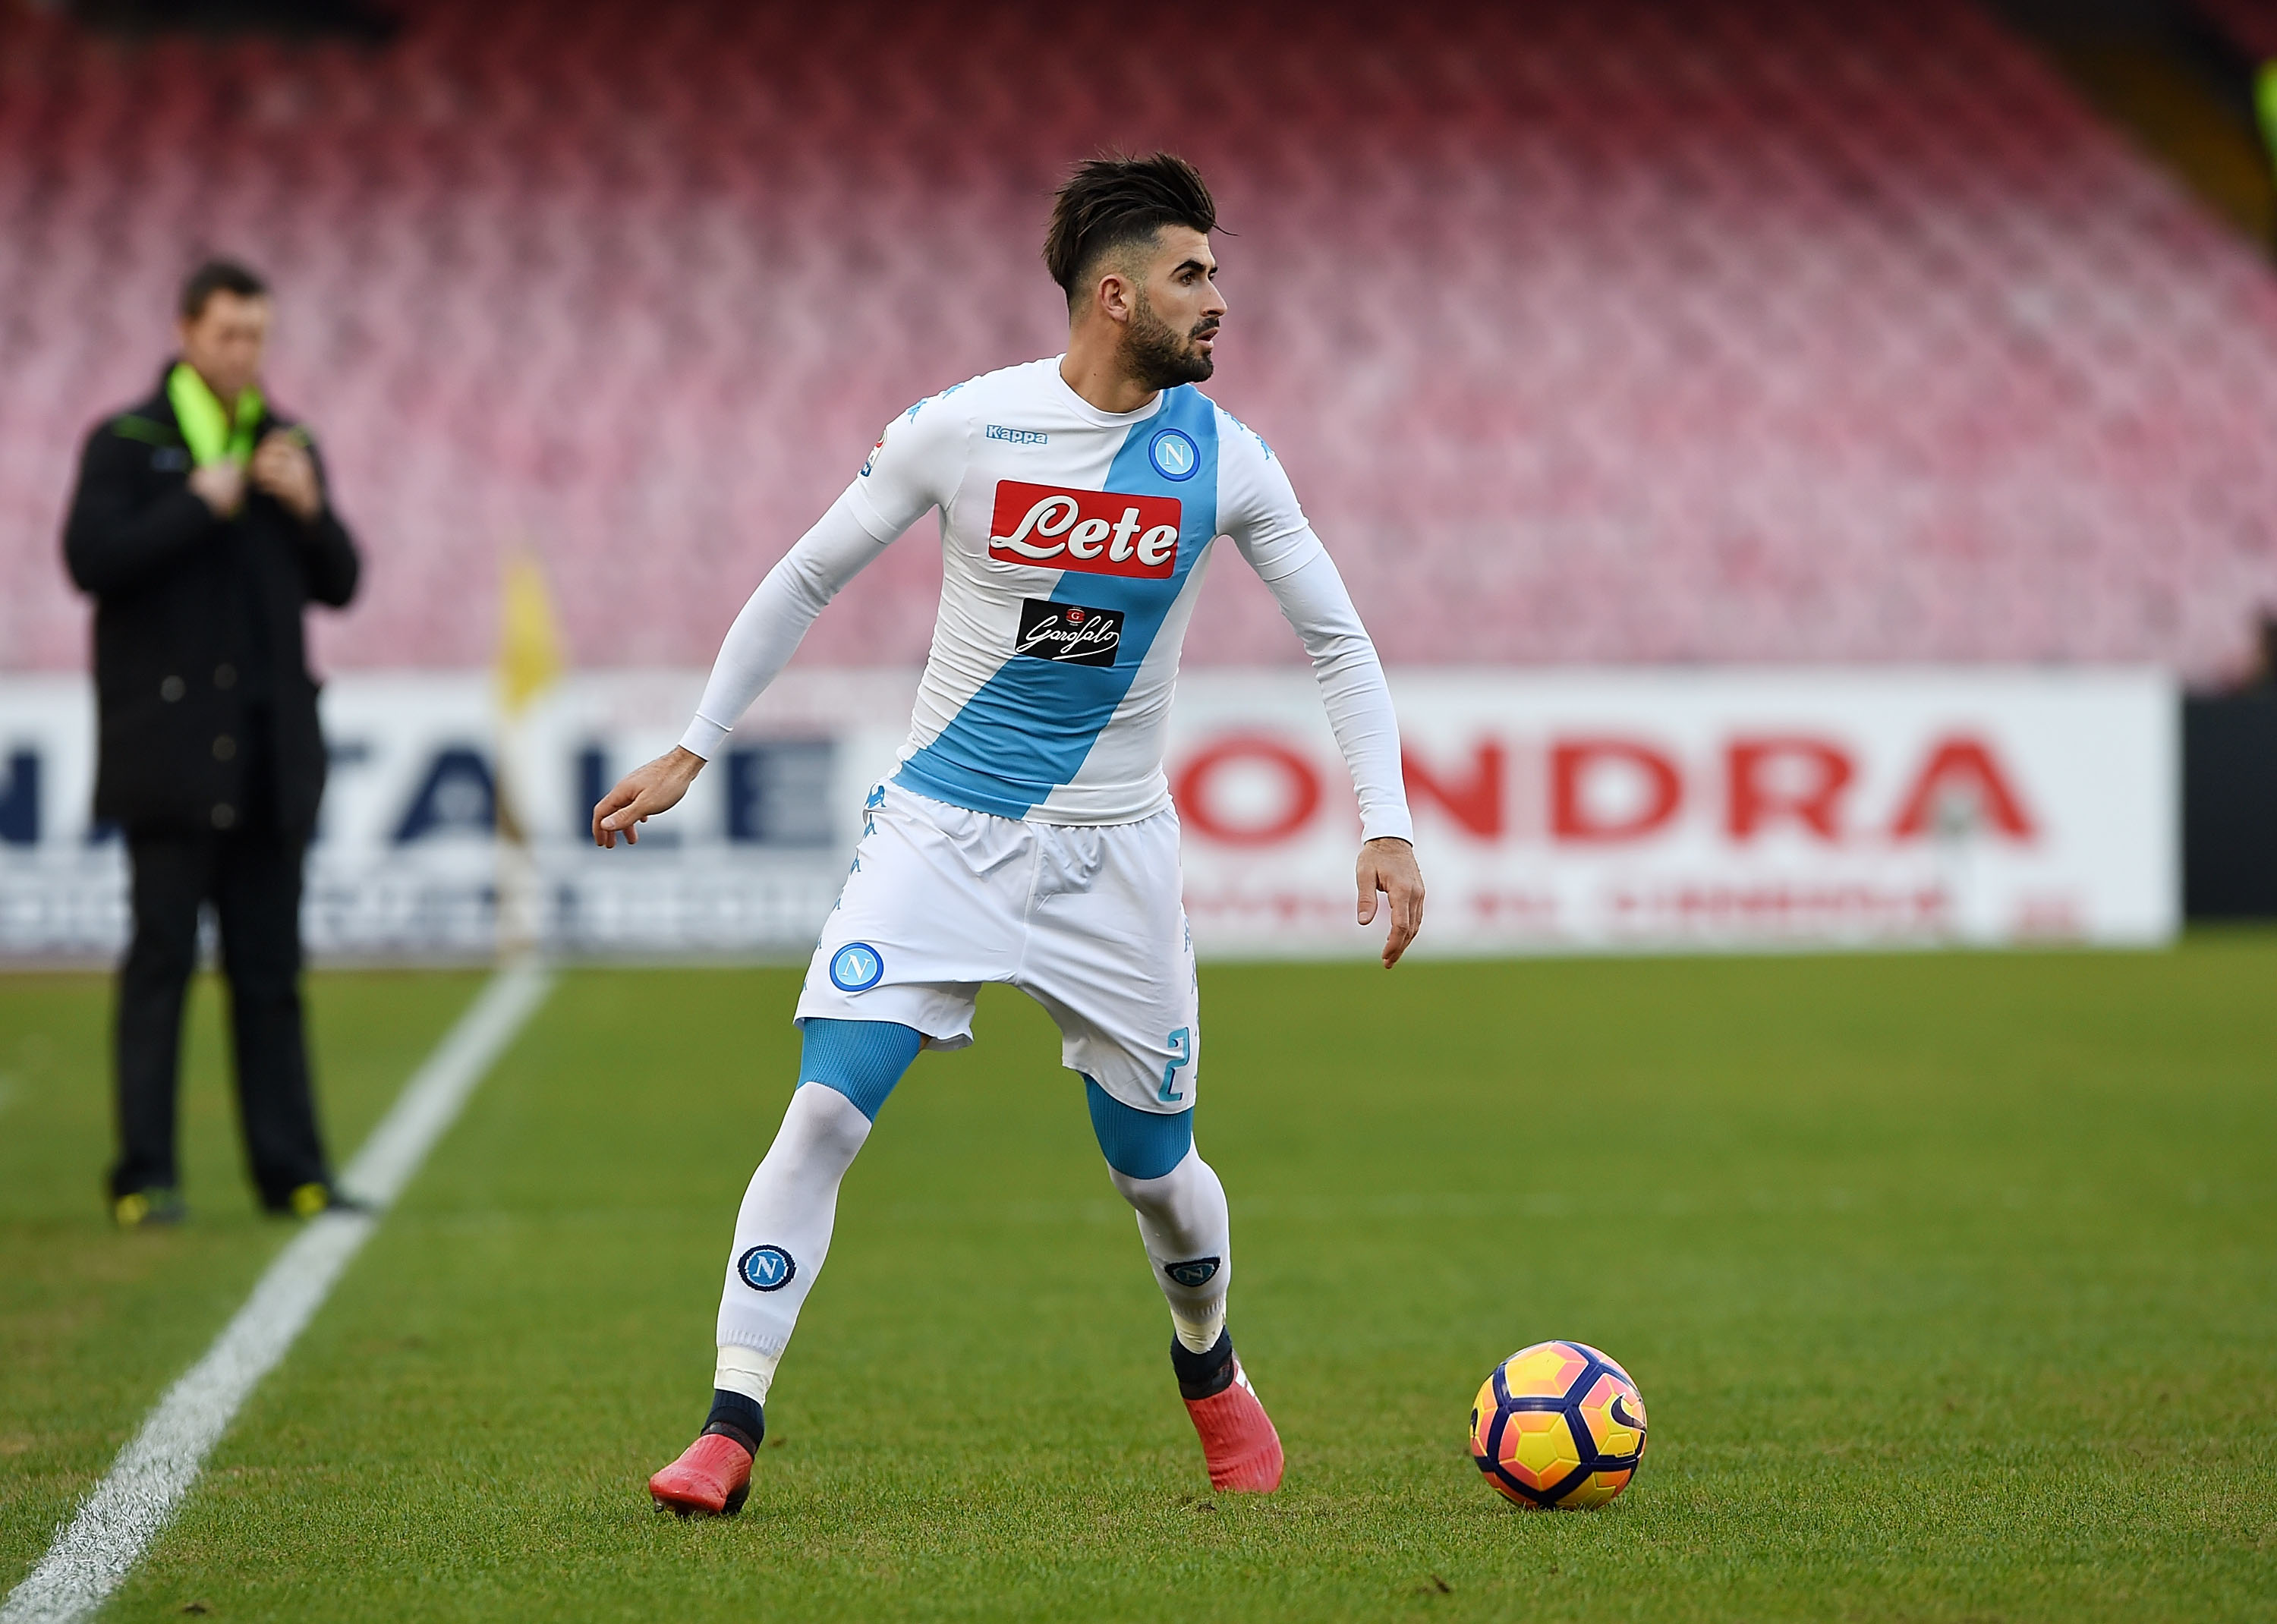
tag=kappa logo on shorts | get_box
[738,1245,797,1292]
[1015,598,1123,666]
[1164,1256,1220,1289]
[829,941,884,991]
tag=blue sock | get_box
[1085,1076,1194,1180]
[796,1018,924,1122]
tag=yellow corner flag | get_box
[496,550,565,718]
[494,549,563,958]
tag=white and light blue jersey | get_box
[845,357,1322,825]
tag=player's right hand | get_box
[1357,836,1425,968]
[593,746,705,847]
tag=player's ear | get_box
[1094,267,1135,326]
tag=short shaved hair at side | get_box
[1044,153,1220,306]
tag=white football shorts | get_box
[795,782,1199,1116]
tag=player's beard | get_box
[1124,290,1217,388]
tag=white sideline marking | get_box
[0,961,554,1624]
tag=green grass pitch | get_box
[4,941,2275,1622]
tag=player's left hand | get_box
[249,430,322,523]
[594,746,706,847]
[1356,836,1424,968]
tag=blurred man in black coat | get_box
[64,260,361,1228]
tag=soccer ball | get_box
[1469,1340,1647,1509]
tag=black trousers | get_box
[111,820,331,1207]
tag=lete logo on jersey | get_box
[988,481,1182,578]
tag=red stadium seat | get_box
[2,0,2275,683]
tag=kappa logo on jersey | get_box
[1015,598,1123,666]
[738,1245,796,1292]
[988,481,1182,578]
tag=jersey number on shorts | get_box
[1159,1028,1192,1103]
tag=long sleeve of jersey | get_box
[678,489,892,759]
[1253,544,1413,845]
[1214,413,1413,846]
[679,395,966,759]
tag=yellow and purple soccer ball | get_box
[1469,1340,1647,1509]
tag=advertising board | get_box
[0,667,2174,961]
[1174,668,2175,953]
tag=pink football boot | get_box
[648,1431,753,1517]
[1181,1346,1284,1493]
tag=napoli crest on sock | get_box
[1165,1256,1220,1289]
[738,1245,797,1292]
[828,942,884,992]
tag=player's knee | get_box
[773,1076,874,1167]
[1107,1152,1205,1222]
[795,1018,923,1122]
[1086,1075,1194,1182]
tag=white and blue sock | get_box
[710,1020,921,1412]
[1087,1078,1231,1355]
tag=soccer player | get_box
[595,153,1423,1516]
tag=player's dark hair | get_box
[179,258,269,321]
[1044,153,1218,304]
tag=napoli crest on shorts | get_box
[829,941,884,991]
[738,1245,796,1292]
[1148,427,1199,482]
[1164,1256,1220,1289]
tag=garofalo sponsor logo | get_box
[1015,599,1123,666]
